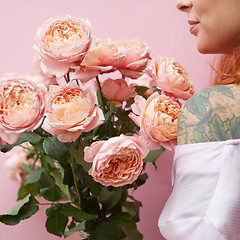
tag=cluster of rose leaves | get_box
[0,15,194,239]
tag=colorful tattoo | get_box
[177,84,240,145]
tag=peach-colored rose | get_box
[41,82,104,142]
[3,144,41,183]
[3,146,27,183]
[116,40,150,79]
[34,15,92,78]
[101,78,136,102]
[149,56,194,100]
[126,68,156,98]
[27,72,58,88]
[80,39,123,75]
[0,73,47,144]
[84,135,149,187]
[129,92,180,150]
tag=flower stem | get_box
[64,71,71,83]
[69,153,83,207]
[95,76,106,114]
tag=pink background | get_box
[0,0,212,239]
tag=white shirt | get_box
[159,139,240,240]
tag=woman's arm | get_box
[177,84,240,145]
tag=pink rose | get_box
[126,68,155,98]
[149,56,194,100]
[80,39,122,76]
[84,135,149,187]
[41,82,104,142]
[116,40,150,79]
[3,144,41,183]
[0,73,47,144]
[27,72,58,88]
[3,146,27,183]
[101,78,136,102]
[34,15,92,78]
[129,92,180,150]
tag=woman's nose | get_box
[176,0,192,12]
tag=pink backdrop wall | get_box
[0,0,212,239]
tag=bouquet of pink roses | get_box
[0,15,193,239]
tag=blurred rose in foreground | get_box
[101,78,136,102]
[84,135,149,187]
[129,92,180,150]
[3,146,27,183]
[3,145,40,183]
[149,56,194,100]
[42,82,104,142]
[34,15,92,78]
[0,73,47,144]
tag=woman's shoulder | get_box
[177,84,240,145]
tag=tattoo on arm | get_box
[177,85,240,145]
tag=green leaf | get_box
[0,131,42,152]
[49,169,71,200]
[69,143,91,172]
[43,136,69,161]
[135,86,148,95]
[17,182,40,200]
[108,212,133,224]
[24,168,45,185]
[99,187,123,209]
[130,173,148,190]
[104,107,121,121]
[126,98,134,108]
[93,221,126,240]
[209,114,232,141]
[61,203,97,222]
[122,221,143,240]
[74,163,88,181]
[39,170,62,201]
[143,147,165,163]
[122,202,137,218]
[82,196,101,215]
[39,154,57,169]
[84,175,102,197]
[46,204,68,237]
[64,221,86,238]
[0,194,39,225]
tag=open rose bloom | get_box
[41,82,104,142]
[101,78,136,102]
[78,39,150,81]
[148,56,194,100]
[130,92,180,150]
[0,74,47,144]
[34,15,92,78]
[84,135,149,187]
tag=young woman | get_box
[159,0,240,239]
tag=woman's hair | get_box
[213,48,240,85]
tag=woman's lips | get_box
[188,20,200,35]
